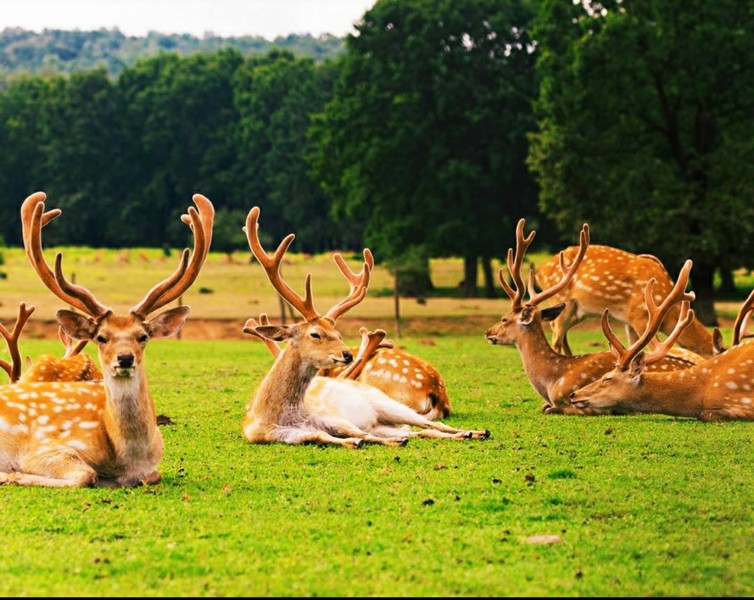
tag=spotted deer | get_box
[255,248,452,420]
[534,244,715,358]
[0,191,213,487]
[485,219,695,415]
[569,261,754,421]
[241,206,490,448]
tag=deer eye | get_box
[138,334,149,344]
[310,332,321,340]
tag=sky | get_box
[1,0,377,40]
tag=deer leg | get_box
[274,426,364,449]
[318,416,407,447]
[550,300,580,356]
[2,451,98,487]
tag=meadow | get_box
[0,246,752,597]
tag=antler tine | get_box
[643,301,695,364]
[527,223,590,306]
[337,327,388,380]
[325,260,371,321]
[732,288,754,346]
[131,194,214,317]
[21,192,111,317]
[614,260,695,370]
[243,206,319,321]
[54,254,112,318]
[242,313,281,358]
[0,302,35,383]
[500,219,536,309]
[333,248,373,294]
[58,325,88,358]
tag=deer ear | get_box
[254,325,294,342]
[541,303,566,322]
[146,306,191,339]
[627,352,647,380]
[519,306,537,325]
[712,327,726,355]
[56,309,98,341]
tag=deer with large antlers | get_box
[534,244,715,358]
[569,261,754,421]
[241,206,489,448]
[485,219,695,415]
[250,248,452,420]
[0,191,213,487]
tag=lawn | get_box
[0,329,752,597]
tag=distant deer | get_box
[241,206,490,448]
[253,248,452,420]
[569,260,754,421]
[534,244,715,358]
[0,191,213,487]
[485,219,695,415]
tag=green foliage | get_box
[308,0,540,272]
[529,0,754,319]
[1,332,753,596]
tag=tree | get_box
[529,0,754,325]
[309,0,539,297]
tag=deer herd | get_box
[0,191,752,488]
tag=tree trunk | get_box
[718,266,736,295]
[691,261,718,327]
[481,256,496,298]
[463,256,478,298]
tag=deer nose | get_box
[569,392,575,401]
[342,350,353,364]
[117,353,134,368]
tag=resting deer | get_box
[241,206,490,448]
[0,302,101,383]
[485,219,695,415]
[251,249,452,420]
[0,191,213,487]
[569,260,754,421]
[534,244,715,358]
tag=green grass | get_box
[0,331,752,597]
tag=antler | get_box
[131,193,214,317]
[498,219,536,310]
[243,313,281,358]
[337,327,394,380]
[328,249,372,321]
[21,192,111,318]
[732,288,754,347]
[244,206,369,323]
[0,302,35,383]
[526,223,589,307]
[58,325,88,358]
[601,260,696,369]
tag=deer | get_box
[0,302,101,383]
[0,190,213,488]
[569,261,754,421]
[253,248,452,420]
[534,243,715,359]
[241,206,490,448]
[485,219,696,415]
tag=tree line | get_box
[0,0,752,323]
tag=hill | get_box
[0,27,344,79]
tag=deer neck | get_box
[102,368,160,458]
[252,345,319,422]
[515,324,569,396]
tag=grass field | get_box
[0,246,753,596]
[0,330,753,597]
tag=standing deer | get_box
[241,206,490,448]
[534,244,715,358]
[0,191,213,487]
[569,261,754,421]
[485,219,695,415]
